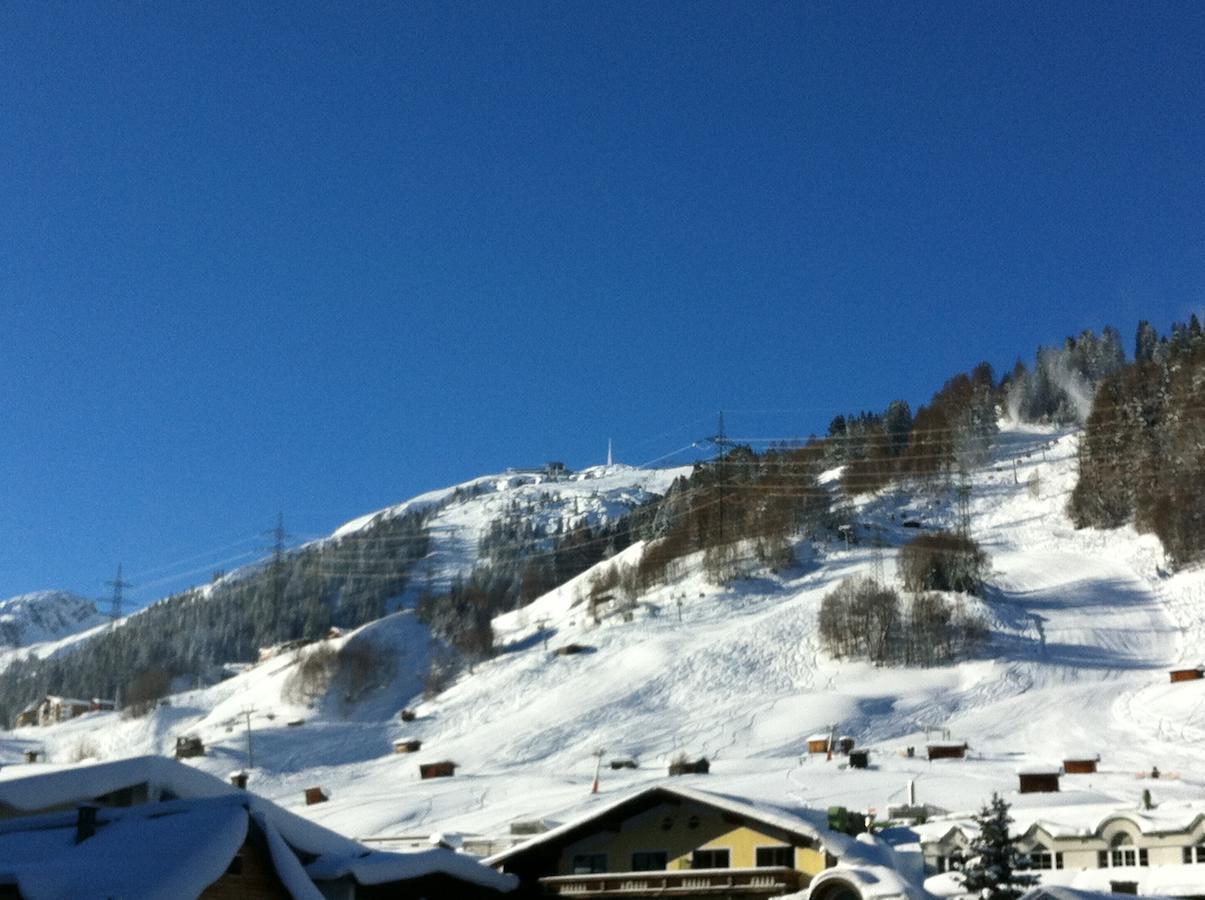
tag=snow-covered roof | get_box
[0,794,247,900]
[486,783,835,868]
[1017,766,1063,776]
[0,756,516,897]
[307,847,517,892]
[915,798,1205,845]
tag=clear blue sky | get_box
[1,1,1202,607]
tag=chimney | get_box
[75,804,99,844]
[907,779,916,807]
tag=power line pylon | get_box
[956,469,972,540]
[870,525,885,587]
[261,513,293,608]
[105,563,132,624]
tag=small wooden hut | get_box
[400,708,418,722]
[927,741,968,760]
[837,735,856,754]
[1064,754,1099,775]
[420,761,457,780]
[849,749,871,770]
[609,758,637,770]
[393,739,422,754]
[807,734,831,754]
[1018,767,1061,794]
[305,787,329,805]
[555,643,591,656]
[667,757,709,776]
[174,736,205,759]
[1169,667,1204,684]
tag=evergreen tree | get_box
[958,794,1036,900]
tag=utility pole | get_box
[105,563,132,624]
[241,708,255,770]
[591,747,606,794]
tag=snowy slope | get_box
[331,462,689,604]
[6,423,1205,878]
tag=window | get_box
[572,854,607,874]
[1184,844,1205,864]
[1105,835,1146,868]
[756,846,793,868]
[1019,848,1062,870]
[631,851,667,871]
[692,849,730,869]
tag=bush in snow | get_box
[897,531,988,596]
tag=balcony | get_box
[539,866,803,897]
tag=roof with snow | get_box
[486,783,835,869]
[0,755,516,898]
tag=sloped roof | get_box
[486,783,836,868]
[0,755,516,897]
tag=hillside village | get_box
[0,324,1203,899]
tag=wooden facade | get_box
[927,742,967,760]
[394,739,422,754]
[305,787,329,805]
[199,831,291,900]
[420,761,458,780]
[1018,771,1061,794]
[1169,668,1204,683]
[1064,757,1098,774]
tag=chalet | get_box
[306,786,329,805]
[394,738,423,754]
[0,755,516,898]
[420,761,458,780]
[14,695,112,728]
[927,741,968,760]
[838,736,856,754]
[849,749,871,770]
[917,797,1205,897]
[1018,767,1062,794]
[1169,668,1204,684]
[486,784,841,899]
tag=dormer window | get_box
[1101,835,1148,868]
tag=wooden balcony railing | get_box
[539,866,803,896]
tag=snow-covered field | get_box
[6,423,1205,869]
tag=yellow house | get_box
[487,784,838,898]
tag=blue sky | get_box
[1,1,1202,606]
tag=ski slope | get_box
[6,422,1205,866]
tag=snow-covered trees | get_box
[1069,318,1205,567]
[957,794,1036,900]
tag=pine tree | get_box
[958,794,1035,900]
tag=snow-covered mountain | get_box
[7,423,1205,880]
[331,461,690,602]
[0,591,108,650]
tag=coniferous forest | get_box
[1,316,1203,723]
